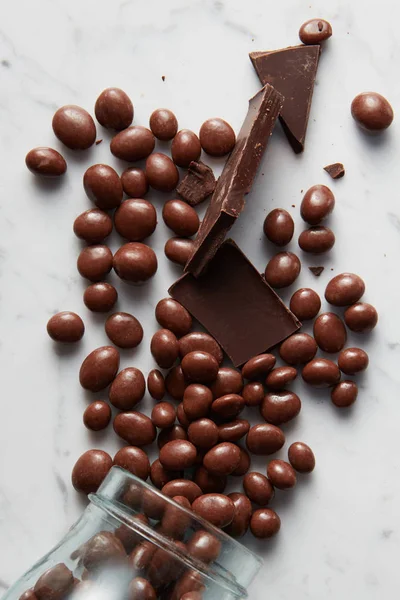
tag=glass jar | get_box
[4,467,262,600]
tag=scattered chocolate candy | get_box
[95,88,133,130]
[121,167,149,198]
[52,105,96,150]
[324,162,345,179]
[298,226,335,253]
[224,493,252,537]
[25,147,67,177]
[113,446,150,480]
[267,459,296,489]
[164,237,194,266]
[183,384,213,420]
[128,578,156,600]
[263,208,294,246]
[243,472,274,505]
[181,351,219,383]
[114,411,156,446]
[165,366,187,400]
[77,245,113,281]
[161,479,202,503]
[79,346,120,392]
[300,185,335,225]
[114,199,157,242]
[242,381,265,406]
[338,347,369,375]
[113,242,158,283]
[302,358,341,388]
[194,466,226,493]
[289,288,321,320]
[151,402,176,429]
[179,332,223,365]
[314,312,347,353]
[146,153,179,192]
[83,282,118,312]
[159,439,197,470]
[279,333,318,365]
[149,108,178,141]
[111,126,155,161]
[260,390,301,424]
[192,493,235,527]
[344,302,378,333]
[82,531,126,570]
[188,419,219,449]
[147,369,166,401]
[109,367,146,410]
[299,18,332,44]
[105,312,143,348]
[151,329,179,369]
[129,541,157,573]
[325,272,365,306]
[83,401,111,431]
[150,459,182,489]
[203,442,241,475]
[71,449,112,494]
[265,367,298,391]
[176,160,216,207]
[218,419,250,442]
[242,354,276,380]
[163,199,200,237]
[331,380,358,407]
[232,447,251,476]
[47,311,84,343]
[83,164,123,210]
[20,589,39,600]
[250,508,281,538]
[34,564,74,600]
[309,266,324,276]
[171,129,202,167]
[211,393,245,419]
[288,442,315,473]
[209,367,243,397]
[246,423,285,455]
[199,118,236,157]
[264,251,301,288]
[73,209,113,244]
[186,529,221,563]
[156,298,192,338]
[351,92,394,131]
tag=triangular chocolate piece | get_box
[250,45,321,153]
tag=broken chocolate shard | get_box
[250,45,320,153]
[170,239,301,367]
[309,266,324,276]
[185,84,283,277]
[324,162,345,179]
[176,161,216,207]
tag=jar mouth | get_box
[91,467,262,597]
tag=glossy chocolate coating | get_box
[159,439,197,470]
[151,329,179,369]
[314,312,347,353]
[156,298,192,337]
[344,302,378,333]
[151,402,176,429]
[267,459,297,489]
[351,92,394,131]
[288,442,315,473]
[146,153,179,192]
[250,508,281,538]
[302,358,341,388]
[325,273,365,306]
[338,347,369,375]
[203,442,241,475]
[232,447,251,476]
[246,423,285,455]
[194,466,227,494]
[129,541,157,573]
[79,346,119,392]
[113,242,157,283]
[279,333,318,365]
[211,393,245,419]
[160,496,192,540]
[265,367,298,390]
[163,199,200,237]
[114,199,157,241]
[209,367,243,398]
[263,208,294,246]
[299,18,332,44]
[150,459,182,489]
[109,367,146,410]
[199,118,236,157]
[47,311,84,343]
[113,447,150,480]
[83,401,111,431]
[34,564,74,600]
[243,471,274,505]
[242,354,276,380]
[74,209,113,244]
[179,332,223,365]
[147,369,165,401]
[111,126,155,162]
[95,88,133,130]
[171,129,201,167]
[218,419,250,443]
[242,382,265,406]
[52,105,96,149]
[261,390,301,424]
[83,282,118,312]
[128,577,156,600]
[298,226,335,253]
[158,425,188,450]
[183,384,213,420]
[82,531,126,570]
[300,185,335,225]
[149,108,178,141]
[192,493,235,527]
[165,366,187,400]
[290,288,321,320]
[161,479,202,503]
[187,418,219,449]
[331,380,358,407]
[114,411,156,446]
[186,529,221,563]
[121,167,149,198]
[224,493,252,537]
[264,252,301,288]
[26,147,66,177]
[105,312,143,349]
[165,237,195,266]
[77,245,113,282]
[181,351,219,383]
[83,164,123,210]
[71,450,112,494]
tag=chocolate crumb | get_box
[300,189,303,193]
[161,75,166,82]
[95,139,103,145]
[309,266,324,276]
[291,204,295,208]
[324,162,345,179]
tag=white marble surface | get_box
[1,0,400,597]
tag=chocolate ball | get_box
[114,199,157,241]
[290,288,321,320]
[113,242,157,283]
[344,302,378,333]
[95,87,133,130]
[300,185,335,225]
[162,199,200,237]
[171,130,201,167]
[105,312,143,348]
[146,153,179,192]
[52,105,96,150]
[121,167,149,197]
[77,245,113,282]
[72,449,112,494]
[299,18,332,44]
[25,147,67,177]
[73,209,113,244]
[83,282,118,313]
[331,380,358,407]
[149,108,178,141]
[351,92,394,131]
[165,237,194,266]
[83,401,111,431]
[250,508,281,538]
[111,126,155,162]
[263,208,294,246]
[83,164,123,210]
[264,252,301,288]
[199,118,236,156]
[47,311,84,343]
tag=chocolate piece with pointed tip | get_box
[250,45,321,153]
[324,162,345,179]
[176,161,216,207]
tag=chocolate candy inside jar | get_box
[6,468,261,600]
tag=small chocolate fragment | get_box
[186,85,284,276]
[250,45,320,153]
[324,162,345,179]
[177,161,216,207]
[170,240,300,367]
[299,19,332,44]
[309,266,324,276]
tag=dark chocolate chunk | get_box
[324,162,345,179]
[250,45,320,153]
[176,161,216,207]
[309,266,324,276]
[170,240,300,367]
[185,84,283,277]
